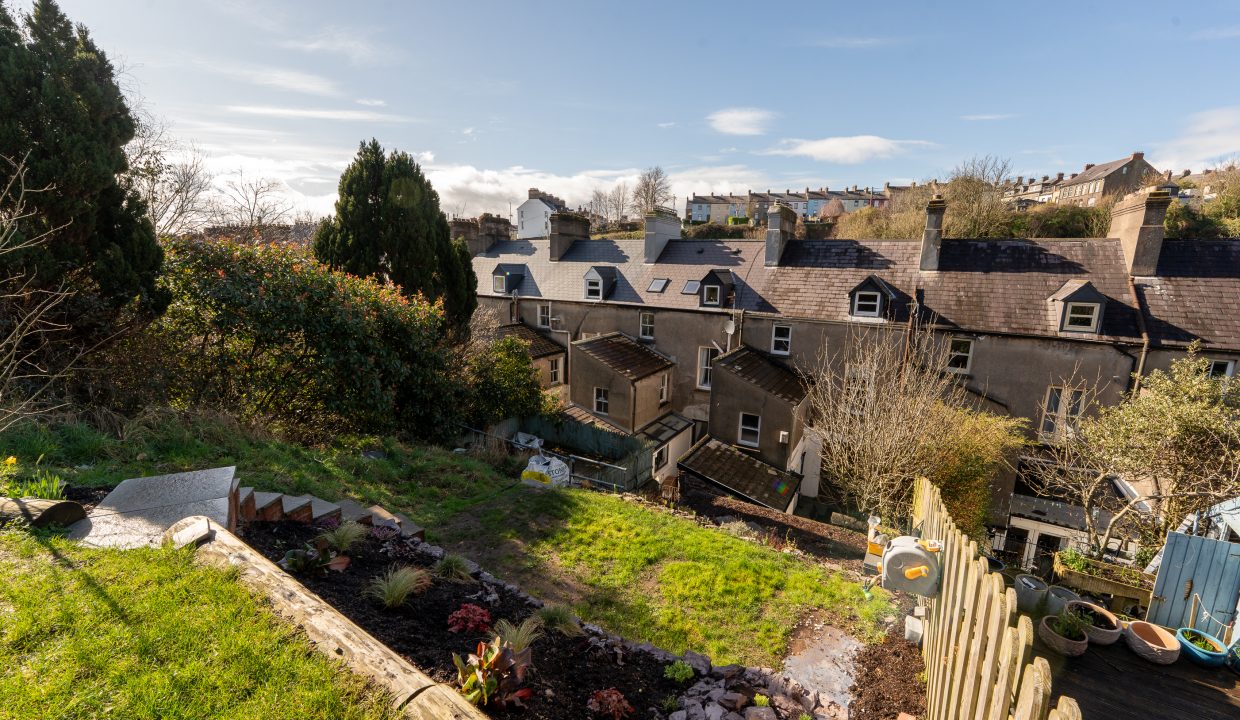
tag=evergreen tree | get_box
[0,0,166,335]
[314,139,476,333]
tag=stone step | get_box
[66,467,237,549]
[281,495,313,523]
[301,495,342,524]
[390,510,425,541]
[368,505,424,540]
[334,498,374,526]
[238,487,256,521]
[253,491,284,521]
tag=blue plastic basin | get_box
[1176,628,1227,668]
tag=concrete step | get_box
[253,491,284,521]
[238,487,256,522]
[390,510,425,541]
[281,495,313,523]
[66,467,237,549]
[334,498,374,525]
[301,495,342,524]
[368,505,424,540]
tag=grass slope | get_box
[0,530,395,720]
[2,413,889,668]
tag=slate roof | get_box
[637,412,693,445]
[473,236,1240,349]
[573,333,674,380]
[715,346,808,404]
[678,437,801,513]
[495,323,564,359]
[1060,155,1142,187]
[560,403,627,434]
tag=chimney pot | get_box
[1132,151,1144,161]
[919,195,947,272]
[1084,164,1095,171]
[1056,172,1064,181]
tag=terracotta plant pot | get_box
[1014,574,1048,614]
[1066,601,1121,645]
[1038,615,1088,657]
[1046,585,1080,616]
[1176,628,1227,668]
[1123,621,1180,665]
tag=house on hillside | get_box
[516,188,568,239]
[494,322,566,392]
[1053,152,1159,207]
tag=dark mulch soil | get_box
[849,633,926,720]
[65,484,113,514]
[241,521,684,720]
[678,476,867,571]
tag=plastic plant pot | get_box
[1046,585,1081,616]
[1226,641,1240,677]
[1124,622,1180,665]
[1065,600,1121,645]
[1014,574,1048,614]
[1038,615,1088,657]
[1176,628,1227,668]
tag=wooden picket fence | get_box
[912,478,1080,720]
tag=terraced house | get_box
[470,189,1240,520]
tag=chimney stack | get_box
[1084,164,1095,171]
[1056,172,1065,181]
[548,212,589,262]
[764,203,796,267]
[1131,151,1145,161]
[642,208,679,264]
[1108,187,1173,276]
[919,194,947,272]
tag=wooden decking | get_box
[1045,636,1240,719]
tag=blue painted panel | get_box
[1148,532,1240,633]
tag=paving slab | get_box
[334,498,374,525]
[67,467,237,549]
[781,625,861,716]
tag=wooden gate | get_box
[1147,531,1240,642]
[913,478,1080,720]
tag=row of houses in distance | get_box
[684,186,898,223]
[468,189,1240,565]
[1000,151,1160,209]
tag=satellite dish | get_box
[724,319,736,335]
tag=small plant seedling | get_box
[364,565,431,608]
[587,688,634,719]
[316,520,367,555]
[753,693,770,707]
[448,603,493,634]
[453,637,534,707]
[1051,609,1088,641]
[492,617,544,654]
[663,660,694,683]
[534,604,583,636]
[434,553,476,583]
[661,696,680,713]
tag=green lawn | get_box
[2,413,890,668]
[0,529,396,720]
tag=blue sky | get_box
[45,0,1240,216]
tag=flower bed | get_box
[1053,551,1153,610]
[241,520,685,719]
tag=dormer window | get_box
[703,285,721,305]
[852,291,881,317]
[583,266,617,301]
[492,275,506,293]
[585,278,602,300]
[1064,303,1100,332]
[491,263,525,294]
[697,269,734,308]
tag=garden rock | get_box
[686,701,707,720]
[742,708,776,720]
[684,650,712,675]
[704,703,726,720]
[711,664,744,680]
[771,694,804,717]
[722,714,744,720]
[669,712,687,720]
[718,692,748,711]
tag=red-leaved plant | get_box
[448,603,493,634]
[587,688,634,719]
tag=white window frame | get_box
[738,412,761,448]
[549,357,561,385]
[653,444,668,470]
[593,387,609,415]
[585,278,602,300]
[492,275,506,293]
[852,291,881,317]
[703,284,721,306]
[947,337,974,374]
[697,346,719,389]
[639,311,655,339]
[1040,385,1085,441]
[537,303,551,328]
[1063,302,1099,332]
[658,372,669,404]
[771,324,792,356]
[1207,359,1236,378]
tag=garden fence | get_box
[913,478,1081,720]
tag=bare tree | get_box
[211,171,294,231]
[0,157,74,431]
[821,197,846,219]
[124,111,215,237]
[588,188,609,225]
[804,321,1024,524]
[608,182,630,224]
[630,165,673,215]
[947,155,1013,238]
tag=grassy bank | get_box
[0,529,396,720]
[2,412,889,668]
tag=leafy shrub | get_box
[587,688,634,719]
[1058,547,1088,573]
[663,659,694,683]
[492,617,543,654]
[452,636,534,707]
[661,696,680,712]
[278,546,350,575]
[535,604,583,636]
[462,336,548,427]
[107,238,461,441]
[364,566,431,608]
[753,693,770,707]
[315,520,367,555]
[1050,609,1088,641]
[434,553,476,583]
[448,603,493,634]
[681,222,746,239]
[725,216,749,225]
[0,456,66,500]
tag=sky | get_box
[38,0,1240,218]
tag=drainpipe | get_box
[1126,277,1150,393]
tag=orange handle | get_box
[904,565,930,580]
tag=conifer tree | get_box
[314,139,476,334]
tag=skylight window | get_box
[682,280,701,294]
[648,278,669,293]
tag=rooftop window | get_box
[648,278,669,293]
[852,291,882,317]
[1063,302,1100,332]
[682,280,701,294]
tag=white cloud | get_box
[765,135,933,164]
[657,121,676,128]
[279,28,397,65]
[462,127,476,136]
[961,113,1016,121]
[355,98,387,106]
[808,36,896,48]
[225,105,414,122]
[707,107,776,136]
[1152,106,1240,171]
[195,60,339,96]
[1192,26,1240,40]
